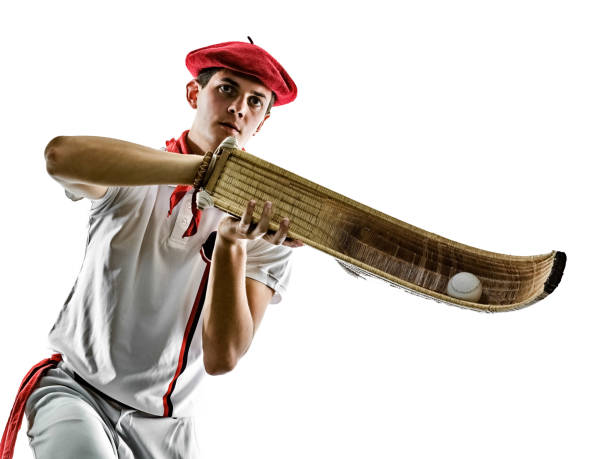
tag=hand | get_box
[217,200,304,248]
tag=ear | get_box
[186,79,200,109]
[254,113,270,135]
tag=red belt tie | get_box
[0,354,62,459]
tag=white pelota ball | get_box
[447,272,483,302]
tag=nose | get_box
[228,97,247,118]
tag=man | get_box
[1,40,300,458]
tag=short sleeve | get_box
[245,238,293,304]
[88,186,152,215]
[62,186,121,208]
[89,186,121,211]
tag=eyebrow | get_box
[220,77,268,100]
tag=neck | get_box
[186,129,216,155]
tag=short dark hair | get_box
[196,67,276,115]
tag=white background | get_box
[1,1,610,458]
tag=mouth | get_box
[219,122,240,133]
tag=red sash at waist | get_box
[0,354,62,459]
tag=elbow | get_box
[204,351,239,376]
[205,364,234,376]
[44,135,70,177]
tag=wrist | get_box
[216,233,247,252]
[192,152,213,190]
[178,155,205,186]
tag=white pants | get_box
[24,361,200,458]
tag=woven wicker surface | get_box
[203,146,566,312]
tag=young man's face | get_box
[187,69,273,150]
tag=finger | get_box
[266,217,289,245]
[283,239,304,248]
[240,200,256,226]
[238,200,256,235]
[253,201,273,238]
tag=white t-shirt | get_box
[48,184,292,417]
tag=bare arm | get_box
[44,136,203,199]
[202,237,255,375]
[202,200,291,375]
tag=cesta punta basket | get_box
[195,137,566,313]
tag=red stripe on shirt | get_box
[162,261,211,416]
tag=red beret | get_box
[185,41,297,107]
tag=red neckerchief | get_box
[166,130,201,238]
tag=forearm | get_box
[44,135,202,186]
[202,236,253,374]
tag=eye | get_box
[219,84,235,95]
[248,96,263,108]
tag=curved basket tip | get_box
[544,251,567,295]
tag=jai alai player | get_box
[1,40,301,458]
